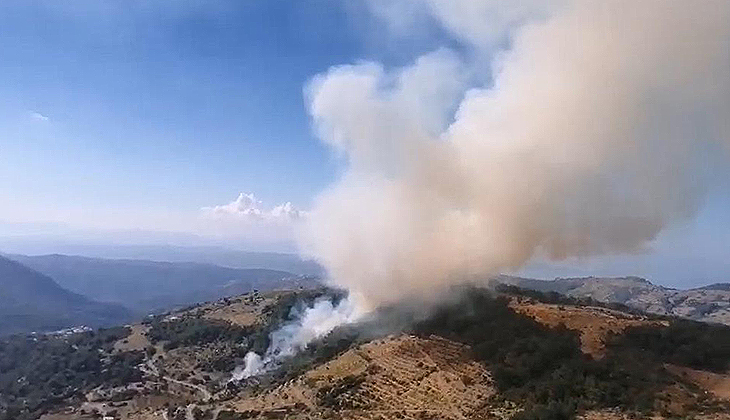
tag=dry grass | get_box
[114,325,151,353]
[666,365,730,401]
[200,292,285,328]
[231,335,503,419]
[510,299,664,357]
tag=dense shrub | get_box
[617,319,730,372]
[0,327,142,420]
[412,288,670,419]
[511,401,579,420]
[148,317,252,350]
[316,374,366,409]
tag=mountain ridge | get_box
[700,283,730,291]
[0,255,132,336]
[0,244,323,274]
[6,253,318,313]
[494,274,730,325]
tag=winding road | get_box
[140,359,213,401]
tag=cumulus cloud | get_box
[202,193,305,222]
[203,193,264,218]
[271,202,305,220]
[301,0,730,308]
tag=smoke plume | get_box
[301,0,730,307]
[232,297,360,379]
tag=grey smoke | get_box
[300,0,730,308]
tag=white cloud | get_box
[29,111,49,122]
[202,193,305,222]
[271,202,306,220]
[203,192,264,218]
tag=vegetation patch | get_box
[617,318,730,373]
[219,286,730,419]
[412,287,725,420]
[248,288,346,355]
[0,327,142,420]
[147,316,252,350]
[316,374,368,410]
[499,284,730,370]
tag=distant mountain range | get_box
[0,243,324,275]
[90,246,325,276]
[6,253,319,313]
[0,255,131,336]
[5,248,730,337]
[494,275,730,325]
[700,283,730,291]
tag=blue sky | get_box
[1,1,729,287]
[0,0,450,230]
[0,1,369,224]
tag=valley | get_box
[0,254,318,336]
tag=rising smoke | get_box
[301,0,730,308]
[232,297,361,380]
[234,1,730,378]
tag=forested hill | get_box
[0,255,131,336]
[7,253,318,313]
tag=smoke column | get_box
[301,0,730,308]
[232,297,360,379]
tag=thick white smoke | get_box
[232,297,361,380]
[301,0,730,307]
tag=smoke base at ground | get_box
[232,297,362,380]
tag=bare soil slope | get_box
[232,335,505,419]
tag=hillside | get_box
[4,287,729,420]
[7,254,318,313]
[494,275,730,325]
[0,256,131,336]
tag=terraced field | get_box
[233,335,506,419]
